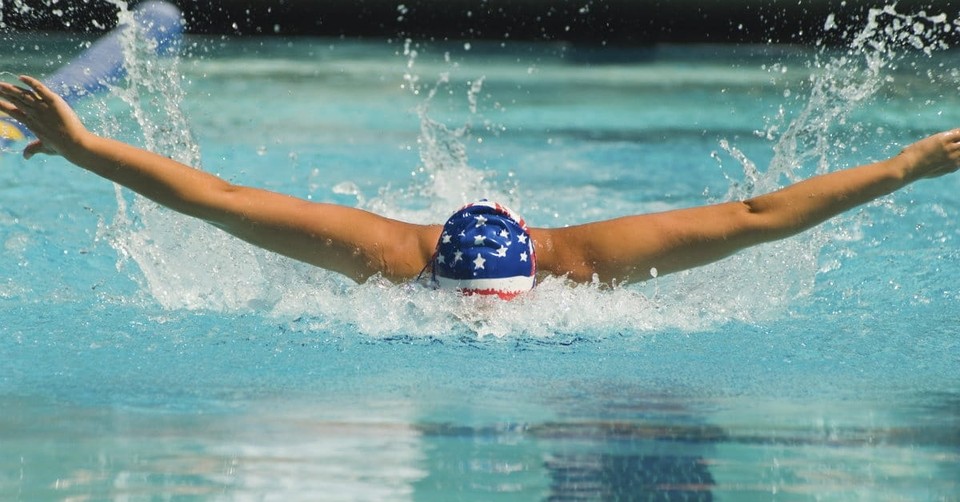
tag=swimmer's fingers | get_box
[18,76,66,110]
[17,75,87,131]
[0,76,90,159]
[943,128,960,149]
[937,128,960,176]
[0,96,20,117]
[0,81,43,111]
[0,81,44,130]
[1,77,76,125]
[0,83,27,113]
[0,95,57,158]
[0,76,58,107]
[899,127,960,181]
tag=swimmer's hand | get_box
[0,75,92,160]
[896,128,960,182]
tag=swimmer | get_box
[3,75,960,299]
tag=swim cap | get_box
[432,201,536,300]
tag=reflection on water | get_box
[545,454,714,501]
[1,396,427,501]
[3,391,958,500]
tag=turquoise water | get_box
[2,5,960,500]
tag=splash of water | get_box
[94,4,958,337]
[755,4,954,193]
[680,4,959,329]
[365,41,517,223]
[82,1,308,311]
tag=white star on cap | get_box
[517,234,528,244]
[441,232,452,244]
[452,250,463,263]
[436,253,446,264]
[494,246,508,257]
[474,235,485,245]
[520,252,528,262]
[474,215,488,227]
[473,254,486,270]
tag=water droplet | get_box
[824,13,837,31]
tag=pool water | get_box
[2,5,959,500]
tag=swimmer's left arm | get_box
[535,129,960,284]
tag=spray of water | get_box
[755,4,954,192]
[690,5,957,321]
[365,40,516,223]
[44,0,326,312]
[83,3,958,337]
[662,6,958,332]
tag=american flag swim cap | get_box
[432,201,536,300]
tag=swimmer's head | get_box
[431,200,536,300]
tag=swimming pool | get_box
[2,5,959,500]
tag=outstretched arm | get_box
[532,130,960,284]
[0,75,440,282]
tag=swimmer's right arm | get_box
[0,75,439,282]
